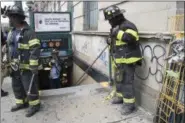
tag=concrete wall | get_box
[73,1,177,32]
[72,63,96,85]
[73,35,109,76]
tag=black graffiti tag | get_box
[135,44,166,83]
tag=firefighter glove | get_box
[110,25,119,38]
[106,37,112,45]
[10,62,19,71]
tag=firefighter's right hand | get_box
[10,62,19,71]
[106,37,112,45]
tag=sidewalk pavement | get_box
[1,77,153,123]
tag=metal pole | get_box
[28,7,34,29]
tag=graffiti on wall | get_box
[75,36,109,74]
[97,39,108,67]
[81,40,89,53]
[79,39,91,56]
[135,44,166,83]
[98,50,108,66]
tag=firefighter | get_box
[103,5,142,115]
[3,5,41,117]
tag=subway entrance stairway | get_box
[1,77,153,123]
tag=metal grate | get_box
[155,15,184,122]
[155,37,184,123]
[155,62,185,123]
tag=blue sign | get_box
[42,42,48,48]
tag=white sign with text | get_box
[34,13,70,32]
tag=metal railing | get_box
[155,14,184,123]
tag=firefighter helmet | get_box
[3,5,26,17]
[103,5,122,20]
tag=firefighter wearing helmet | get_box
[2,5,41,117]
[103,5,142,115]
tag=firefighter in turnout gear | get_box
[3,5,41,117]
[103,5,142,115]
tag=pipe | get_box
[72,31,173,40]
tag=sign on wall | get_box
[34,13,71,32]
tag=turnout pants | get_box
[114,64,136,104]
[12,70,40,106]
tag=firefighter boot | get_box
[121,103,136,115]
[26,104,40,117]
[11,103,29,112]
[112,97,123,104]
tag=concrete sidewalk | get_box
[1,77,153,123]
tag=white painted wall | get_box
[73,35,109,76]
[69,1,179,93]
[116,2,176,32]
[73,2,177,32]
[73,2,84,31]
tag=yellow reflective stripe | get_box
[117,30,124,40]
[116,92,123,98]
[29,60,38,66]
[104,89,116,101]
[16,99,24,104]
[18,43,29,49]
[29,100,40,105]
[111,57,116,72]
[19,64,30,69]
[28,39,40,47]
[125,29,139,41]
[123,98,135,103]
[116,40,127,46]
[115,57,142,64]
